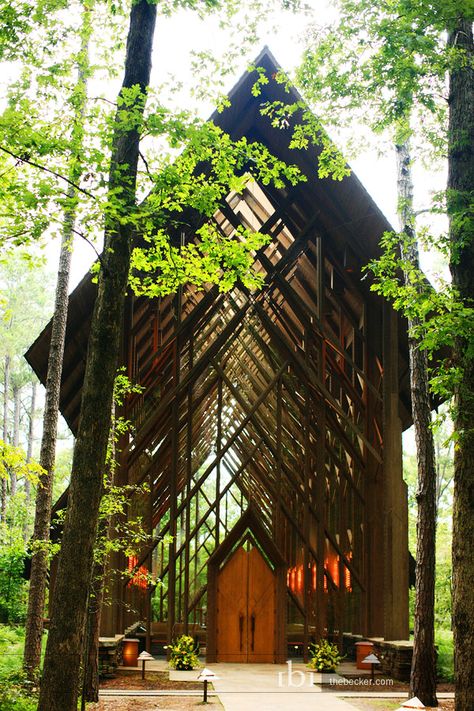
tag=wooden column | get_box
[364,305,385,638]
[167,292,181,645]
[314,236,327,641]
[382,304,409,640]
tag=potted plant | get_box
[165,634,200,670]
[307,639,343,673]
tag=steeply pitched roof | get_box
[25,47,412,431]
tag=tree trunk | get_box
[447,18,474,711]
[82,403,116,704]
[82,555,106,704]
[23,221,73,681]
[1,353,10,522]
[25,381,37,507]
[23,8,93,681]
[396,138,438,707]
[37,4,157,710]
[11,384,21,496]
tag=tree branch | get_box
[70,227,108,273]
[0,145,97,201]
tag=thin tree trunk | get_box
[26,381,36,464]
[11,384,21,496]
[1,353,10,522]
[447,17,474,711]
[23,221,73,681]
[25,381,37,505]
[396,138,438,707]
[24,381,37,542]
[23,11,92,681]
[37,4,157,710]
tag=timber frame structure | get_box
[27,48,411,662]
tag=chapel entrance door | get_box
[216,541,276,662]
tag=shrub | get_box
[0,547,28,624]
[165,634,200,670]
[0,670,38,711]
[436,629,454,682]
[307,639,343,672]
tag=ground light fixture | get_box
[197,668,219,703]
[395,698,426,710]
[137,650,154,679]
[361,653,381,683]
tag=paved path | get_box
[171,662,363,711]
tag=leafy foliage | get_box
[307,639,343,672]
[295,0,464,160]
[0,627,39,710]
[0,547,28,625]
[0,441,47,624]
[165,634,200,670]
[366,229,474,399]
[0,443,42,493]
[436,629,454,682]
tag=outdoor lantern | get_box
[122,638,139,667]
[137,650,154,679]
[395,698,426,710]
[361,653,381,683]
[197,667,219,703]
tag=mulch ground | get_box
[90,700,222,711]
[100,670,202,691]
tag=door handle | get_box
[250,613,255,652]
[239,613,244,651]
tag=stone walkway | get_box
[170,662,369,711]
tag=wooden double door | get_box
[216,543,276,662]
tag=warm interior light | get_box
[128,555,148,590]
[122,639,139,667]
[345,552,352,592]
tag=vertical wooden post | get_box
[303,327,311,661]
[167,291,181,646]
[382,304,409,640]
[315,239,327,643]
[146,471,153,653]
[364,304,384,637]
[183,383,193,635]
[216,375,222,547]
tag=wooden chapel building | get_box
[27,48,411,663]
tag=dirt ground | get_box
[90,699,222,711]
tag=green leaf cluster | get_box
[366,229,474,398]
[307,639,344,672]
[165,634,200,670]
